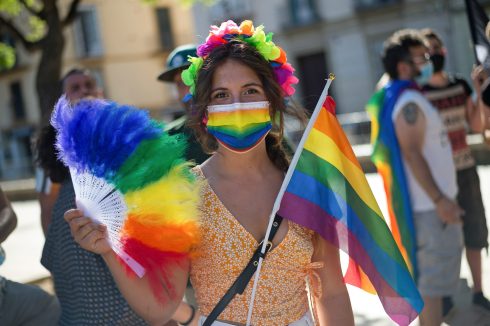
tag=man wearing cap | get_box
[158,45,205,326]
[158,44,209,164]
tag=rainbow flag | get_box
[277,79,422,325]
[366,80,418,277]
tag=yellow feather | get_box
[124,164,203,226]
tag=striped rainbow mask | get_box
[206,101,272,153]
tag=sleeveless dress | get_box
[190,167,322,326]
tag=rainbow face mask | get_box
[206,101,272,153]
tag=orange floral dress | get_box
[190,167,320,326]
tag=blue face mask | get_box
[415,62,434,85]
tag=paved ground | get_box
[1,167,490,325]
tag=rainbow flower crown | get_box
[181,20,299,97]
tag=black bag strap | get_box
[202,213,284,326]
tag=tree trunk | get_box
[36,1,65,125]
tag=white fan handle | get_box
[75,198,146,278]
[112,247,146,278]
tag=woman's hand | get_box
[64,208,191,325]
[64,209,111,255]
[471,65,488,94]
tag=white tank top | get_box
[392,90,457,212]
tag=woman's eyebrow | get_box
[242,82,263,88]
[210,87,228,93]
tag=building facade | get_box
[1,0,486,180]
[0,0,196,180]
[191,0,480,114]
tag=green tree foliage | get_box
[0,0,212,121]
[0,0,45,69]
[0,43,15,68]
[0,0,212,69]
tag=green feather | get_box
[111,133,189,193]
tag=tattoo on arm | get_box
[402,103,418,125]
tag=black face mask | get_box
[430,54,445,73]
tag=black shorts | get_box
[457,166,489,249]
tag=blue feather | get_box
[52,97,163,178]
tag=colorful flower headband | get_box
[181,20,299,98]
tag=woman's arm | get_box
[312,235,354,326]
[64,209,189,325]
[471,66,490,134]
[465,96,484,133]
[172,302,199,326]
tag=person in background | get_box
[35,68,100,235]
[0,186,60,325]
[158,44,209,164]
[39,68,150,325]
[420,28,490,315]
[474,66,490,136]
[373,29,464,325]
[157,45,210,326]
[473,22,490,143]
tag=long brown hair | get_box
[188,40,306,171]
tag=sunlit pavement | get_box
[1,166,489,325]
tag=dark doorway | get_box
[296,52,328,112]
[10,81,26,121]
[156,7,174,51]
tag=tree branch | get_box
[19,0,45,19]
[62,0,81,28]
[0,15,43,51]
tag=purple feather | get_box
[51,97,162,178]
[273,66,291,86]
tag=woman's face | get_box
[205,59,272,154]
[209,59,267,105]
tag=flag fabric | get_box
[366,80,419,279]
[465,0,490,68]
[277,86,423,325]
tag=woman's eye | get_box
[244,88,259,95]
[213,92,227,99]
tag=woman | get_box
[64,20,354,326]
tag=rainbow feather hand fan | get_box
[51,96,201,302]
